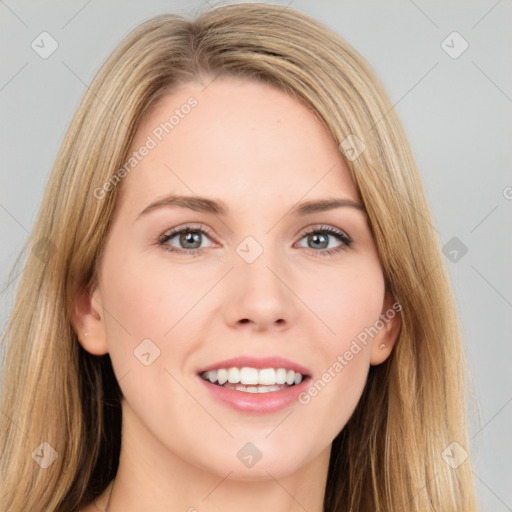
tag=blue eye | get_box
[158,225,215,256]
[158,224,352,257]
[296,225,352,256]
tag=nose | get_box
[222,249,296,333]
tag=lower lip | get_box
[197,375,310,414]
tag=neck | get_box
[105,399,330,512]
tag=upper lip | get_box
[197,356,311,377]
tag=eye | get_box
[295,225,352,256]
[157,223,352,258]
[158,224,216,255]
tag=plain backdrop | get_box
[1,1,511,510]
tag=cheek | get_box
[299,258,385,344]
[100,248,211,342]
[294,260,384,432]
[98,246,221,393]
[97,251,206,443]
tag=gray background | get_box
[1,1,511,510]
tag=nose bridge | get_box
[235,233,285,299]
[224,233,294,330]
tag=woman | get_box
[0,3,477,511]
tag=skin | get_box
[74,76,400,512]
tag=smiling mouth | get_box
[199,366,307,394]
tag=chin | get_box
[194,441,318,481]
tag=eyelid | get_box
[159,223,216,242]
[297,224,352,243]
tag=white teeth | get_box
[240,367,259,385]
[200,366,306,390]
[217,368,228,385]
[259,385,281,393]
[275,368,287,384]
[259,368,276,385]
[227,367,240,384]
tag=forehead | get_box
[116,76,359,216]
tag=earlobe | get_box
[369,294,402,366]
[71,285,109,356]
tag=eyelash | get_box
[157,224,352,258]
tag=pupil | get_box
[181,231,201,249]
[310,233,328,249]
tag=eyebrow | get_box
[137,194,365,219]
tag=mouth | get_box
[196,356,311,413]
[199,366,307,394]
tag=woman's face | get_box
[78,76,399,480]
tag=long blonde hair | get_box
[0,3,476,511]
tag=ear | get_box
[71,283,109,356]
[369,291,401,366]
